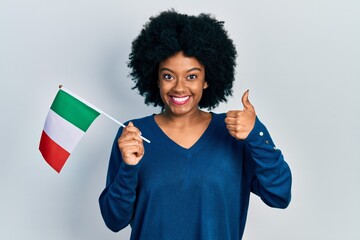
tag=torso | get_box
[128,113,249,240]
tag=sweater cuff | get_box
[114,161,141,188]
[119,161,141,179]
[246,117,276,150]
[121,161,141,172]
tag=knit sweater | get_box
[99,113,292,240]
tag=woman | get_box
[99,10,291,240]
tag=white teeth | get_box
[172,96,189,103]
[173,96,189,101]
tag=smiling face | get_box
[158,51,208,117]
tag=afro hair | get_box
[128,10,237,110]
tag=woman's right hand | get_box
[118,122,144,165]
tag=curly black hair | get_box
[128,10,237,110]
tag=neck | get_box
[159,108,207,127]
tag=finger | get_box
[121,122,142,140]
[228,130,238,140]
[123,145,144,156]
[119,133,143,145]
[226,124,237,131]
[120,138,142,147]
[125,122,140,133]
[226,110,240,118]
[225,116,238,125]
[241,90,254,111]
[119,139,144,159]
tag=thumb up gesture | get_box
[225,90,256,140]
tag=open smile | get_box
[170,96,190,105]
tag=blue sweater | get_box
[99,113,291,239]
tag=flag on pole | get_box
[39,87,101,173]
[39,86,150,173]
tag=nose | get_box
[173,79,186,93]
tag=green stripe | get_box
[50,89,100,132]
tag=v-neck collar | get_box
[149,112,216,157]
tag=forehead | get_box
[159,51,204,70]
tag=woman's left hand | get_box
[225,90,256,140]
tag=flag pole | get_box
[59,85,151,143]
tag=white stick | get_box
[101,111,151,143]
[59,85,151,143]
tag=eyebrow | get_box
[159,67,202,73]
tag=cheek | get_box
[158,82,168,92]
[158,83,170,100]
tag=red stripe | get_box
[39,131,70,173]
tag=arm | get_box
[245,117,292,208]
[225,90,291,208]
[99,122,144,232]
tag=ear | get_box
[204,82,209,89]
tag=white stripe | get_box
[43,109,85,152]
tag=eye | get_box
[187,74,197,80]
[162,74,173,80]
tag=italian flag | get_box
[39,87,101,173]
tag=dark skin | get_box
[118,51,256,165]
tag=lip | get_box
[170,95,190,105]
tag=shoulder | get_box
[128,114,154,126]
[208,112,228,135]
[207,112,244,148]
[210,112,227,126]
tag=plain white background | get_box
[1,0,359,239]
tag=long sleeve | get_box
[98,129,140,232]
[245,117,292,208]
